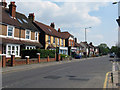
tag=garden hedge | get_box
[21,49,55,59]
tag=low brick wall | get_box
[6,58,56,66]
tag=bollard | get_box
[111,72,113,83]
[25,56,29,64]
[11,54,15,66]
[47,56,49,62]
[37,53,40,63]
[2,54,6,67]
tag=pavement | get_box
[2,56,111,88]
[2,56,103,74]
[105,58,120,88]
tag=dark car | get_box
[75,54,82,59]
[109,53,115,58]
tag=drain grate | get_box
[44,75,61,80]
[69,77,89,81]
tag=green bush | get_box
[21,49,55,59]
[116,48,120,58]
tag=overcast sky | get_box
[6,0,119,48]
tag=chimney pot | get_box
[50,22,55,28]
[75,38,77,43]
[58,28,61,32]
[0,0,7,8]
[9,1,16,18]
[28,13,35,22]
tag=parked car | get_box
[75,54,82,59]
[109,53,115,58]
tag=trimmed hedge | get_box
[21,49,55,59]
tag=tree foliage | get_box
[98,43,110,55]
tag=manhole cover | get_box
[66,75,76,77]
[69,78,89,81]
[44,75,61,79]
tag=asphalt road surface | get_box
[2,56,112,88]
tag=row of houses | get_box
[0,1,99,58]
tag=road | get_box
[2,56,112,88]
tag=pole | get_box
[85,28,87,42]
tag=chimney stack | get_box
[28,13,35,22]
[9,1,16,18]
[75,38,77,43]
[50,22,55,28]
[0,0,7,8]
[58,28,61,32]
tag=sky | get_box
[6,0,119,48]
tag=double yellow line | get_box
[103,72,111,88]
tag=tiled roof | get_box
[80,42,90,48]
[60,32,73,39]
[1,7,39,32]
[74,43,84,48]
[34,21,73,39]
[1,37,43,47]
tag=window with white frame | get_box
[7,26,14,37]
[61,39,63,46]
[26,30,31,39]
[26,46,36,50]
[48,36,51,44]
[35,32,38,41]
[58,38,59,46]
[53,37,55,44]
[72,41,73,46]
[69,41,71,46]
[6,44,20,57]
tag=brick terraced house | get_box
[0,1,42,58]
[60,31,76,56]
[28,14,68,55]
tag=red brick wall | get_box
[6,58,56,66]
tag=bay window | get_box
[26,46,36,50]
[6,44,20,57]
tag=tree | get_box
[98,43,110,55]
[110,46,118,54]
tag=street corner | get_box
[103,71,113,88]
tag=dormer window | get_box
[7,26,14,37]
[25,30,31,39]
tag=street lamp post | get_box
[84,27,91,58]
[84,27,92,42]
[113,1,120,48]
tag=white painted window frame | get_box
[48,35,51,44]
[25,30,31,40]
[53,37,55,44]
[58,38,59,46]
[26,46,36,50]
[35,32,38,41]
[7,25,14,38]
[6,44,20,57]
